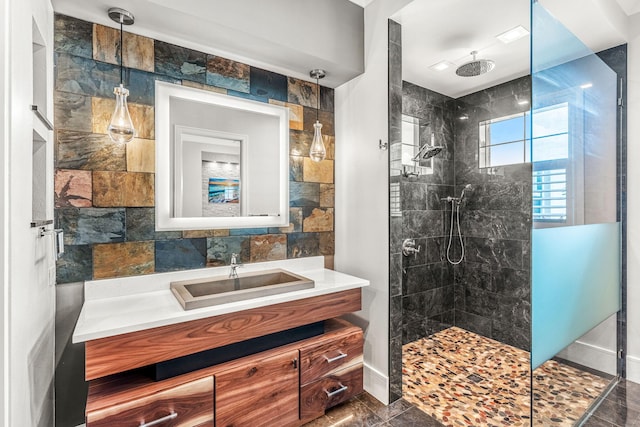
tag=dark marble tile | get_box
[155,239,207,272]
[425,237,445,264]
[590,397,640,427]
[55,244,92,284]
[462,210,530,240]
[249,67,287,102]
[290,182,320,207]
[390,217,403,253]
[391,295,402,334]
[388,20,402,45]
[465,237,523,269]
[324,399,384,426]
[359,394,412,422]
[582,416,617,427]
[57,207,125,245]
[389,336,403,398]
[426,185,454,210]
[402,292,426,325]
[390,253,402,297]
[402,211,444,239]
[403,264,442,295]
[400,182,427,211]
[287,232,320,258]
[493,268,530,298]
[55,53,119,98]
[206,236,250,266]
[461,182,524,211]
[56,131,126,171]
[454,261,493,292]
[54,14,92,59]
[454,310,492,338]
[606,380,640,412]
[491,322,530,351]
[154,40,206,83]
[387,406,444,426]
[401,237,427,268]
[206,55,249,93]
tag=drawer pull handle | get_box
[139,412,177,427]
[323,351,348,363]
[324,384,348,398]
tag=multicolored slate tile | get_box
[290,182,320,207]
[57,207,125,245]
[250,234,286,262]
[302,207,334,232]
[320,184,334,207]
[269,100,303,130]
[93,24,154,72]
[303,107,334,136]
[55,169,92,208]
[287,77,317,108]
[155,239,207,272]
[124,208,181,241]
[93,241,154,279]
[54,14,93,59]
[91,97,154,139]
[154,40,206,83]
[303,158,334,183]
[55,244,93,283]
[249,67,287,102]
[55,53,119,98]
[126,138,155,173]
[206,55,250,93]
[206,236,250,266]
[92,171,154,207]
[287,232,319,258]
[56,130,126,171]
[54,91,92,132]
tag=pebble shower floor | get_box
[403,327,609,427]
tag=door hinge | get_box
[618,349,624,359]
[618,97,624,107]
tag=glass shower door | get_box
[531,2,621,425]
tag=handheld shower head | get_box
[459,184,472,200]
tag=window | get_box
[478,103,569,222]
[390,115,432,177]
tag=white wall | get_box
[626,20,640,383]
[334,0,411,405]
[3,0,56,425]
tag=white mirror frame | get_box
[155,81,290,230]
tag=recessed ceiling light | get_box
[429,61,452,71]
[496,25,529,44]
[580,83,593,89]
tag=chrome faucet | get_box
[229,253,243,278]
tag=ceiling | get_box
[52,0,364,88]
[393,0,636,99]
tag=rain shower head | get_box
[456,51,495,77]
[414,144,444,160]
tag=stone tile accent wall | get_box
[54,14,335,284]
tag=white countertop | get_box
[72,256,369,343]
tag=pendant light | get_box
[309,69,327,162]
[107,8,135,144]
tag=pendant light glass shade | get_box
[309,69,327,162]
[108,84,135,143]
[310,120,326,162]
[107,8,135,144]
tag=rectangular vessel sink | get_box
[170,268,315,310]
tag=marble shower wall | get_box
[453,76,532,351]
[53,14,335,284]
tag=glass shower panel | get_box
[531,1,620,424]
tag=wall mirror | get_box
[155,81,290,230]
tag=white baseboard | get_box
[557,340,617,376]
[627,355,640,384]
[363,362,389,405]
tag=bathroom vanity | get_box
[73,257,368,427]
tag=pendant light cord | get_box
[316,76,319,121]
[119,15,124,85]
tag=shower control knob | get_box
[402,239,421,258]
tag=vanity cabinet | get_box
[215,350,300,427]
[85,318,363,427]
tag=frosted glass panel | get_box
[531,223,620,369]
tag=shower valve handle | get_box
[402,239,421,258]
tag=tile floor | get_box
[302,325,640,427]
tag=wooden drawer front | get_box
[300,329,363,384]
[300,363,363,421]
[86,376,213,427]
[215,349,299,427]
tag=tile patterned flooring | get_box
[304,326,640,426]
